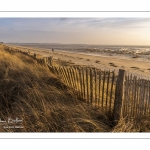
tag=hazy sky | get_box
[0,18,150,45]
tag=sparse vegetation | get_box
[95,60,100,63]
[109,63,117,67]
[131,67,139,69]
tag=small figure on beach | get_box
[52,49,54,52]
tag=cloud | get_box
[1,18,150,31]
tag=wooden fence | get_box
[4,46,150,123]
[48,66,150,122]
[122,75,150,121]
[48,65,117,119]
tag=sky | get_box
[0,18,150,45]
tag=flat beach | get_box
[9,44,150,79]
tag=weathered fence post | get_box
[34,53,36,59]
[113,69,125,124]
[49,56,53,66]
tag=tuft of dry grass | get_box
[130,66,139,69]
[95,60,100,63]
[109,62,117,67]
[112,117,150,132]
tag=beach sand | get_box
[8,44,150,79]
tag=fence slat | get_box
[94,68,98,108]
[130,75,135,119]
[135,77,140,120]
[54,66,60,77]
[79,67,83,98]
[132,76,137,118]
[69,67,74,89]
[144,80,149,116]
[63,67,69,85]
[61,67,67,84]
[98,69,101,108]
[136,78,141,120]
[90,68,94,105]
[76,67,81,97]
[125,74,130,118]
[122,74,126,118]
[75,67,80,96]
[128,74,133,119]
[140,79,144,118]
[64,67,70,86]
[138,79,143,120]
[109,71,114,114]
[75,67,81,97]
[126,74,131,119]
[102,70,106,110]
[82,67,86,100]
[57,67,62,79]
[106,70,110,112]
[86,68,90,105]
[142,80,146,116]
[71,67,77,92]
[51,66,55,74]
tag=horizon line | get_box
[6,42,150,46]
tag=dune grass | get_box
[1,44,150,132]
[0,44,112,132]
